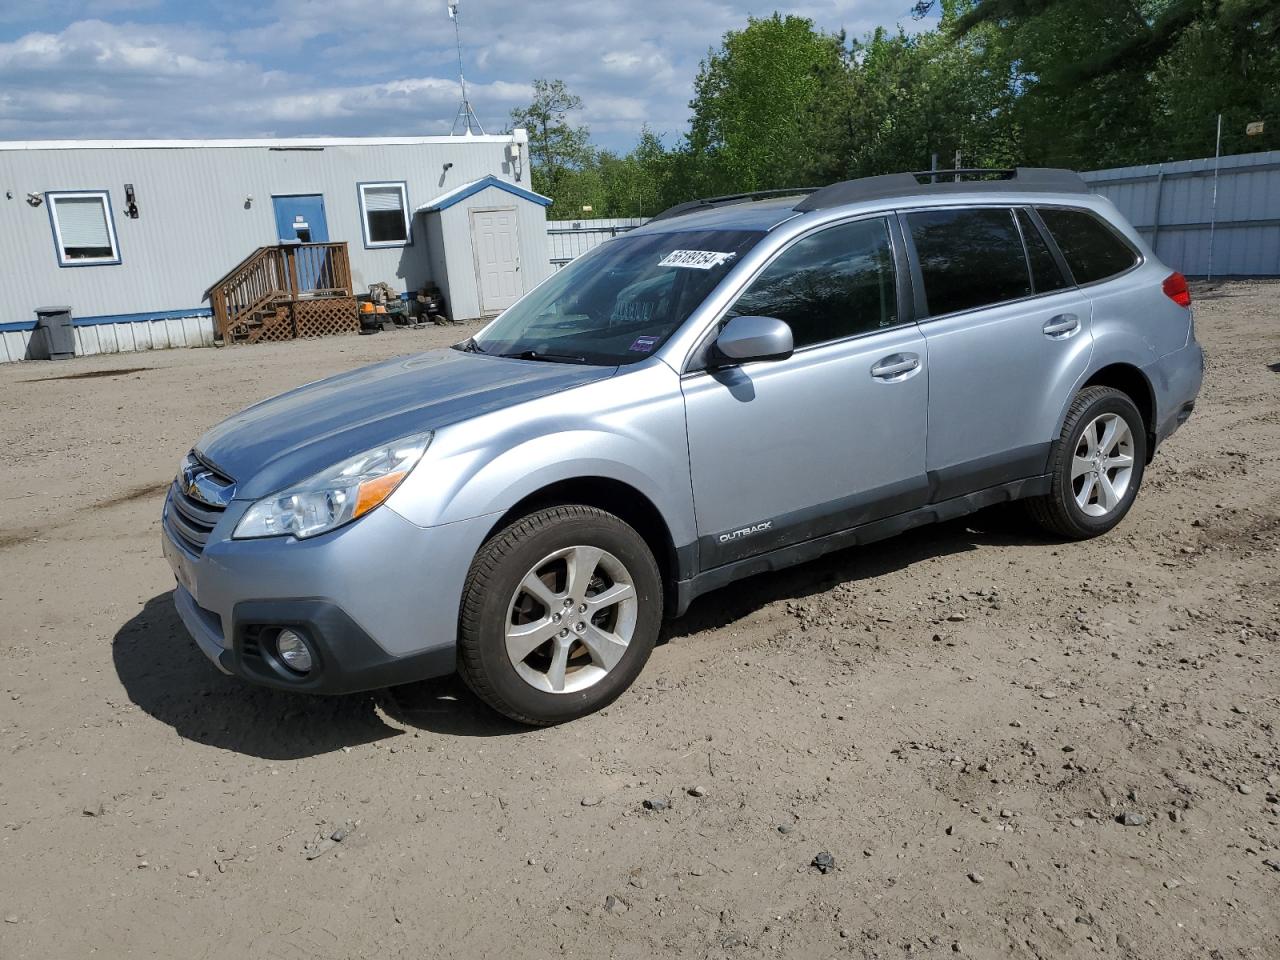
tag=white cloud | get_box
[0,1,931,146]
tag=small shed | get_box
[417,175,553,320]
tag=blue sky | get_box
[0,1,932,151]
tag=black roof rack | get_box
[648,168,1089,224]
[794,167,1088,212]
[648,188,818,223]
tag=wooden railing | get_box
[208,242,352,341]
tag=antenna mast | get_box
[448,1,484,135]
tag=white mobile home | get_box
[0,131,552,362]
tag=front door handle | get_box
[870,353,921,381]
[1043,313,1080,338]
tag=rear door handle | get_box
[1043,313,1080,338]
[870,353,921,380]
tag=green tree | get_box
[685,14,845,194]
[913,0,1280,164]
[803,15,1018,184]
[509,78,593,215]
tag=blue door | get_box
[271,195,330,291]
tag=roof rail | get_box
[649,187,818,223]
[794,167,1088,212]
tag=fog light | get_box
[275,629,313,674]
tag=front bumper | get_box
[162,494,498,695]
[171,587,456,694]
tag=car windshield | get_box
[465,229,765,365]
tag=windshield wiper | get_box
[456,337,486,354]
[501,349,588,364]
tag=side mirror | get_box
[710,315,794,367]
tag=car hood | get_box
[195,349,615,499]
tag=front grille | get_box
[164,455,234,556]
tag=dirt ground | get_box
[1,285,1277,960]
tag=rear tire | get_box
[458,505,662,726]
[1025,386,1147,540]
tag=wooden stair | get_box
[207,242,359,344]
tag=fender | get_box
[386,361,698,550]
[1048,326,1158,451]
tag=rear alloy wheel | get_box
[1069,412,1136,517]
[1025,386,1147,539]
[459,505,662,725]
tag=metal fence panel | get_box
[1082,150,1280,277]
[546,152,1280,278]
[547,218,646,269]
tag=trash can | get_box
[33,306,75,361]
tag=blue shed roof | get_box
[417,175,552,213]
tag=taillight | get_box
[1162,271,1191,308]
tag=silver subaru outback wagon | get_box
[162,167,1203,725]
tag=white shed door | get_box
[470,207,523,315]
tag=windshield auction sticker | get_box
[658,250,738,270]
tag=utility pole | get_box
[1207,112,1222,282]
[448,1,484,136]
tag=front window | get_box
[468,229,763,365]
[729,217,899,348]
[47,191,120,266]
[358,182,410,247]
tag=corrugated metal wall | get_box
[0,136,533,327]
[0,315,215,364]
[1082,150,1280,277]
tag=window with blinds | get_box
[358,182,410,246]
[48,191,119,265]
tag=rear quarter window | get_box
[1036,207,1139,285]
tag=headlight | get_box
[233,432,432,540]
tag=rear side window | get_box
[730,217,898,348]
[1036,207,1139,284]
[906,208,1031,317]
[1017,209,1070,293]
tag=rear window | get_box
[906,207,1031,317]
[1036,207,1139,285]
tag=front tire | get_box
[1025,386,1148,540]
[458,505,663,725]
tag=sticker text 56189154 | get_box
[658,250,738,270]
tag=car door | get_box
[681,215,930,570]
[901,205,1094,500]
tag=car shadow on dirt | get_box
[666,507,1044,640]
[115,509,1044,755]
[112,594,524,759]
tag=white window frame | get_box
[46,190,121,267]
[357,181,411,248]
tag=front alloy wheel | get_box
[505,545,638,694]
[459,505,662,725]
